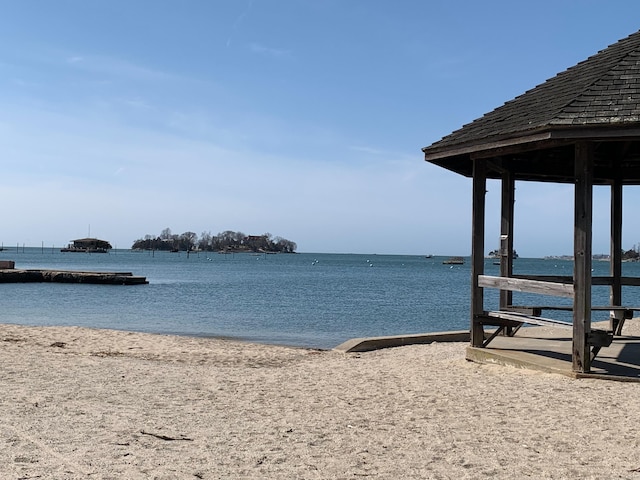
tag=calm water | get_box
[2,248,640,349]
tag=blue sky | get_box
[2,1,640,256]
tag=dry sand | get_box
[2,322,640,479]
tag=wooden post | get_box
[471,158,487,347]
[500,169,515,310]
[573,142,593,373]
[610,173,623,331]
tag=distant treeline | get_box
[131,228,297,253]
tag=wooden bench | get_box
[503,305,639,336]
[480,310,614,361]
[476,274,640,360]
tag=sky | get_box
[2,1,640,257]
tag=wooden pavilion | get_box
[423,29,640,374]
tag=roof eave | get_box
[423,123,640,163]
[423,130,552,162]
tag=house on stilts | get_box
[423,29,640,375]
[61,237,112,253]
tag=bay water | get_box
[2,248,640,349]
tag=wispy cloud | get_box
[249,42,290,58]
[120,97,151,110]
[349,145,386,156]
[62,53,175,84]
[11,78,41,88]
[226,0,254,48]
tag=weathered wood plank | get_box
[485,311,613,355]
[512,275,640,286]
[485,310,572,328]
[471,159,487,347]
[508,305,638,314]
[503,305,543,316]
[478,275,574,298]
[500,169,515,310]
[512,274,574,283]
[478,274,640,292]
[611,176,623,308]
[574,141,593,372]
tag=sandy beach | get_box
[2,322,640,479]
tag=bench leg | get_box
[610,310,626,336]
[482,326,505,347]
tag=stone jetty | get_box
[0,261,148,285]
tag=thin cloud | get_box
[226,0,253,48]
[348,145,416,167]
[249,42,290,58]
[120,97,151,110]
[64,53,174,83]
[349,145,386,155]
[11,78,40,88]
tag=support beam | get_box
[500,169,515,310]
[573,142,593,373]
[471,158,487,347]
[610,170,623,332]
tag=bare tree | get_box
[180,231,198,251]
[199,231,212,250]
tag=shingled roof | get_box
[423,29,640,184]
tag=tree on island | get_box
[623,245,640,261]
[131,228,297,253]
[488,249,518,259]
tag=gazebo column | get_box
[573,141,594,373]
[500,169,515,310]
[610,174,623,333]
[471,158,487,347]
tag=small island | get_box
[131,228,297,254]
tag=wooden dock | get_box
[0,267,148,285]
